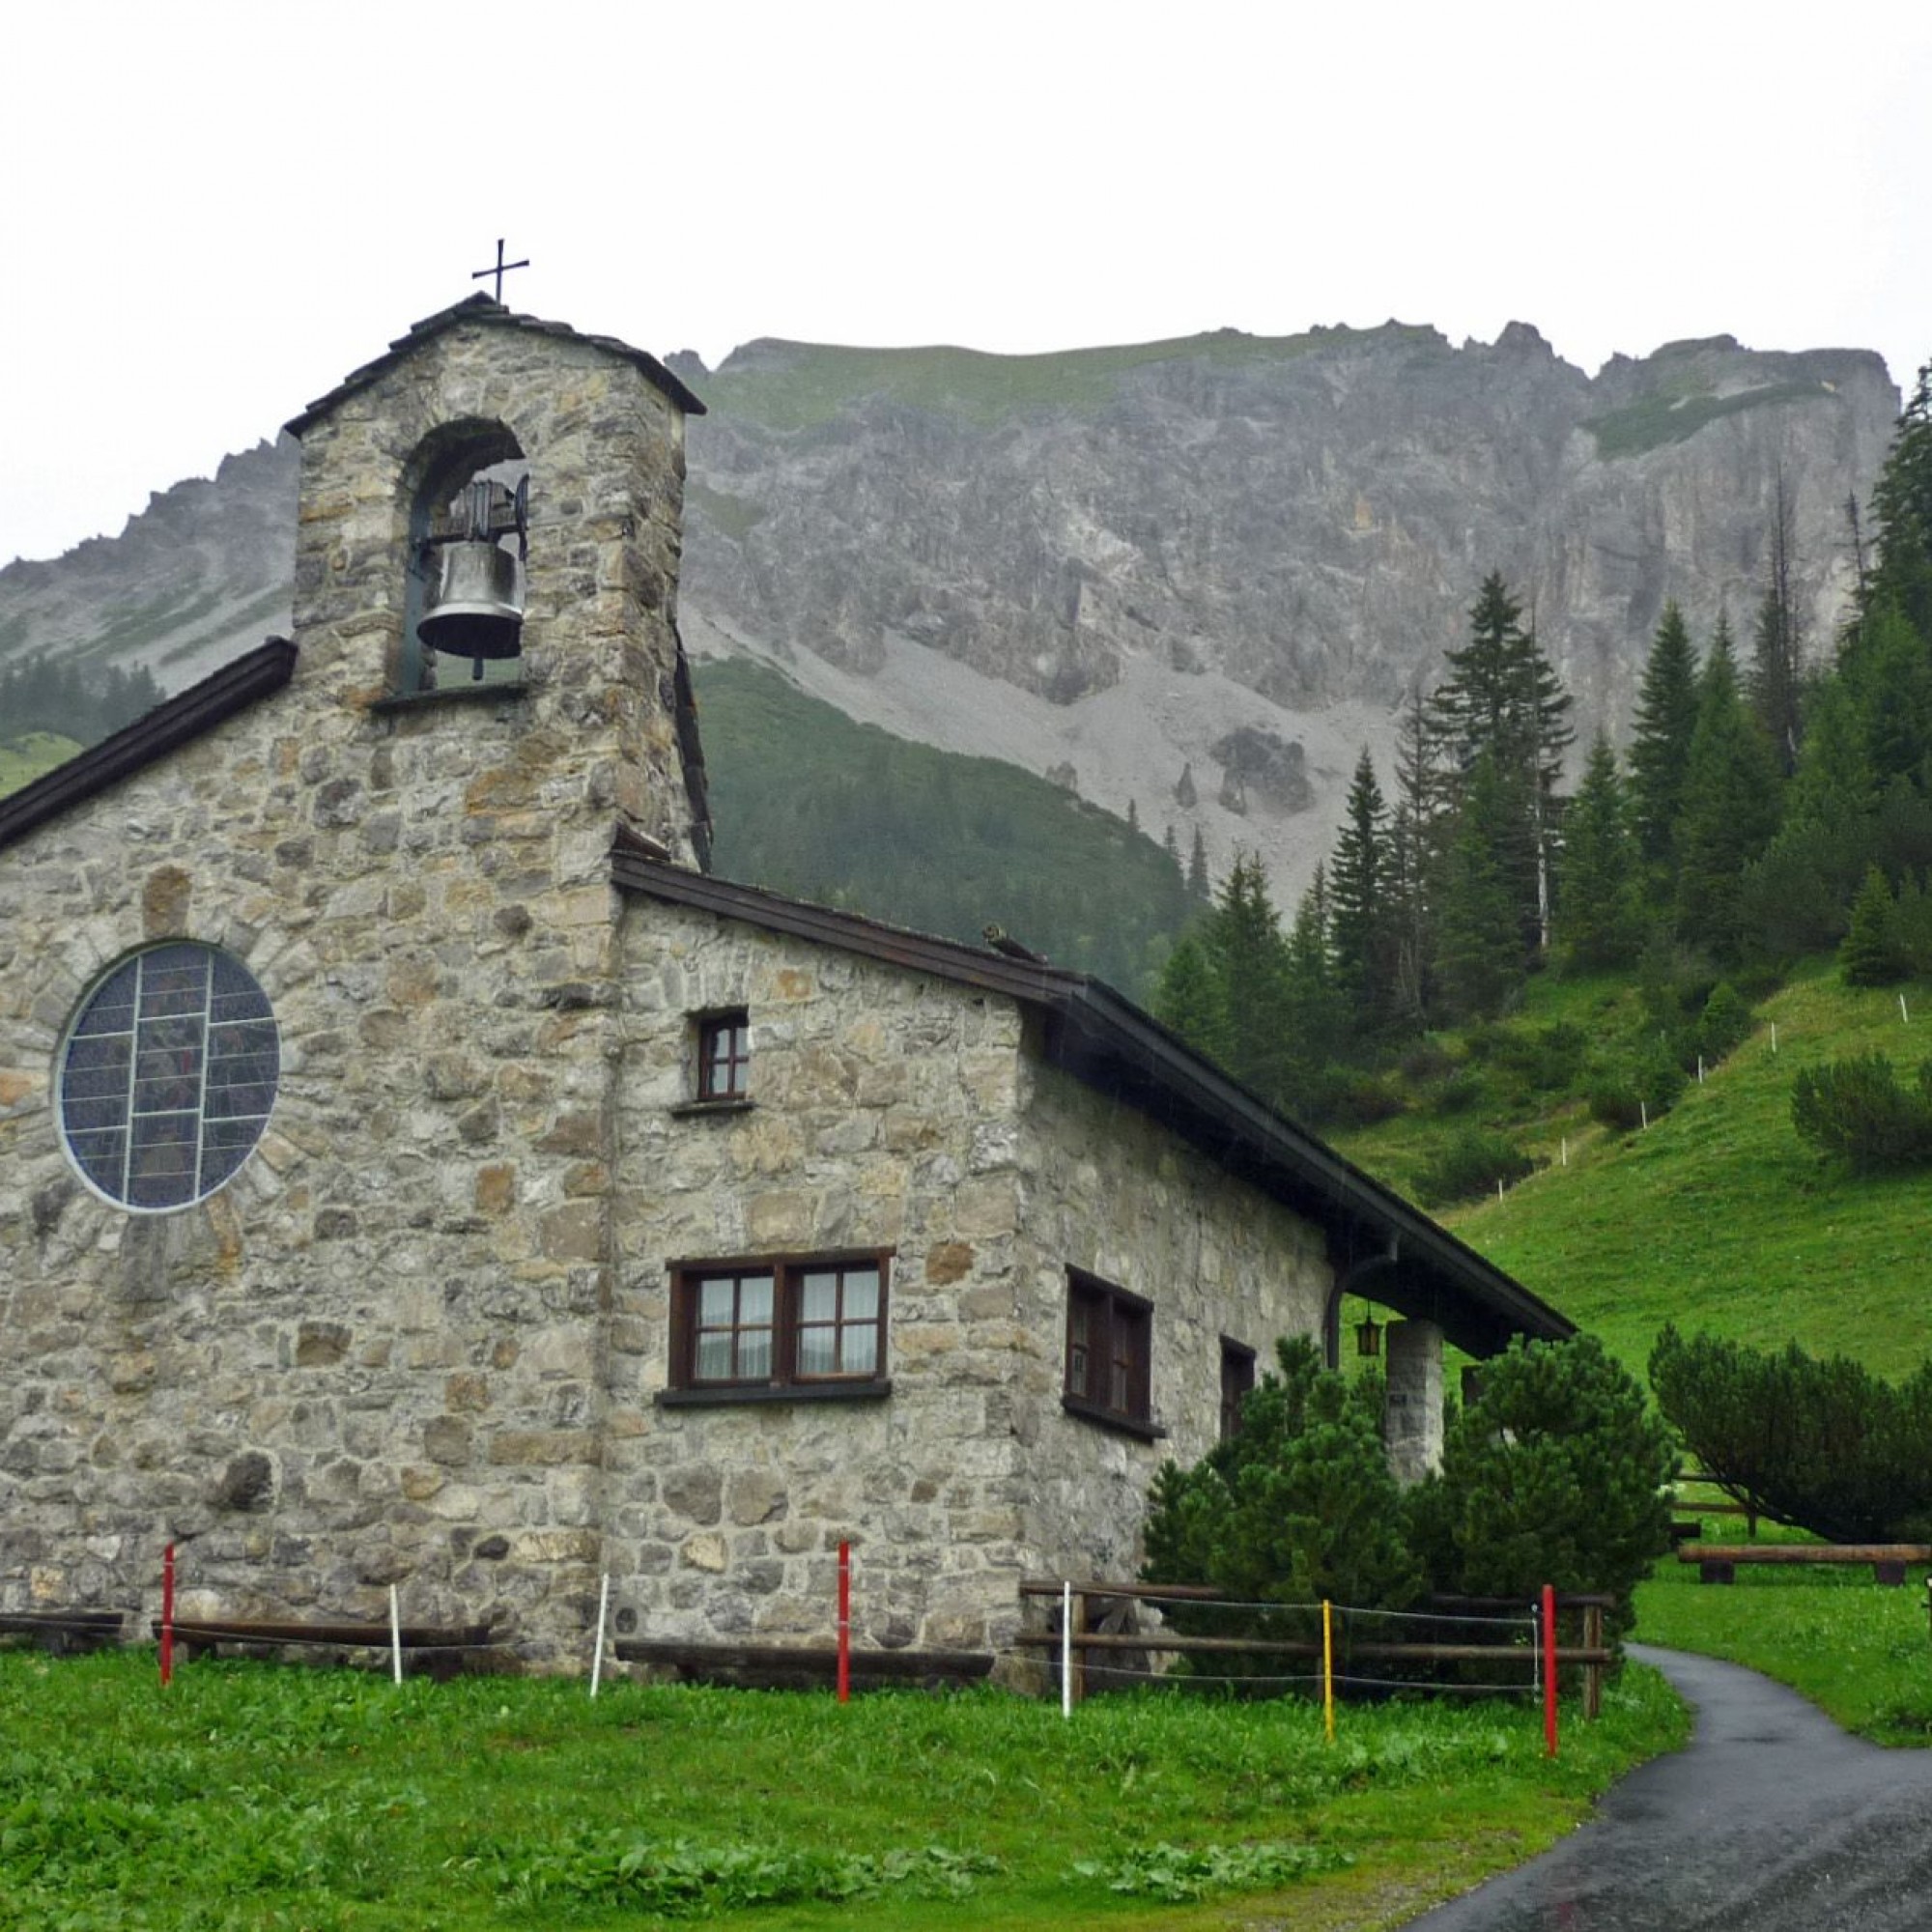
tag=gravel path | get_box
[1400,1644,1932,1930]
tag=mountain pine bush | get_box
[1790,1050,1932,1169]
[1650,1325,1932,1542]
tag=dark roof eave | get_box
[1052,983,1575,1348]
[0,638,298,854]
[611,847,1574,1350]
[285,296,706,438]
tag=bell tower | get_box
[284,296,711,871]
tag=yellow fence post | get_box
[1322,1599,1335,1744]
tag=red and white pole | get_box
[1542,1583,1558,1758]
[837,1540,852,1705]
[160,1543,176,1690]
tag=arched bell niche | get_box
[400,420,529,693]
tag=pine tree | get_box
[1327,750,1395,1024]
[1281,878,1347,1108]
[1672,623,1786,955]
[1187,827,1211,903]
[1152,932,1226,1062]
[1429,572,1573,953]
[1388,690,1446,1020]
[1198,854,1300,1104]
[1628,601,1700,868]
[1841,865,1904,986]
[1864,360,1932,640]
[1555,733,1642,972]
[1749,474,1804,775]
[1435,753,1524,1019]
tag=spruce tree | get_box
[1186,827,1211,903]
[1429,572,1572,954]
[1555,733,1642,972]
[1328,749,1394,1024]
[1628,600,1700,867]
[1153,932,1227,1063]
[1389,691,1445,1020]
[1435,753,1524,1018]
[1865,360,1932,640]
[1672,621,1785,955]
[1195,853,1299,1104]
[1748,475,1804,774]
[1840,865,1904,986]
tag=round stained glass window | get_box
[58,943,280,1210]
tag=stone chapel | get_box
[0,298,1572,1672]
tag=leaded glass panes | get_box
[58,945,278,1210]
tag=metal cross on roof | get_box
[470,239,530,303]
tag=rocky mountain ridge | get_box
[0,320,1900,901]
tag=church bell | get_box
[418,477,527,677]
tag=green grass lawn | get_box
[0,730,81,799]
[1332,959,1932,1381]
[0,1649,1684,1931]
[1635,1552,1932,1747]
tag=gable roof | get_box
[609,838,1576,1359]
[0,637,298,855]
[285,296,707,438]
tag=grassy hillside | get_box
[0,730,81,797]
[700,324,1438,432]
[696,657,1193,999]
[1329,960,1932,1381]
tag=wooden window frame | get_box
[696,1009,751,1102]
[1063,1269,1163,1440]
[662,1251,892,1406]
[1219,1337,1258,1442]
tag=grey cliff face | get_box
[0,323,1899,897]
[683,324,1892,733]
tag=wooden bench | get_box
[1678,1543,1932,1585]
[0,1609,125,1656]
[149,1616,501,1678]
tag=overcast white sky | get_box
[4,0,1928,566]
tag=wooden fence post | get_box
[1582,1603,1604,1719]
[1068,1589,1087,1708]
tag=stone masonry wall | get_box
[1010,1059,1332,1589]
[0,318,696,1659]
[604,899,1033,1660]
[600,897,1336,1666]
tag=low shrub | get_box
[1486,1021,1588,1095]
[1432,1069,1484,1115]
[1412,1128,1535,1206]
[1410,1336,1675,1640]
[1321,1071,1407,1127]
[1694,981,1751,1065]
[1650,1324,1932,1542]
[1398,1038,1457,1085]
[1790,1050,1932,1170]
[1586,1039,1686,1132]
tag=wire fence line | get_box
[1017,1577,1614,1725]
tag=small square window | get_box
[1220,1339,1257,1442]
[696,1010,750,1101]
[1064,1270,1159,1437]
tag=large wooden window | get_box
[669,1254,889,1398]
[1064,1270,1159,1437]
